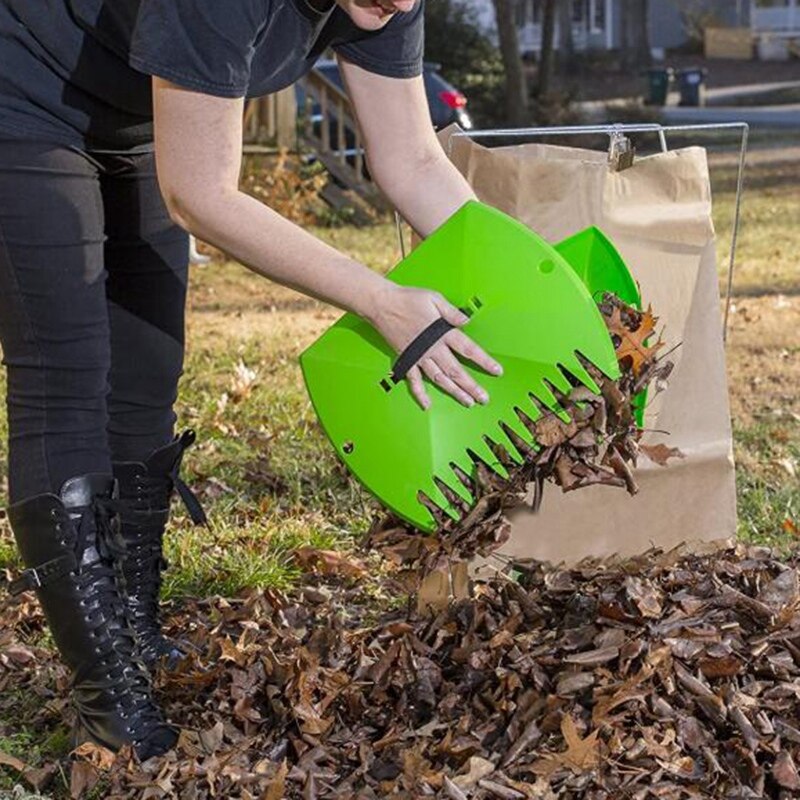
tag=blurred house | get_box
[462,0,798,57]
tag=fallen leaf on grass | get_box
[7,542,800,797]
[625,575,663,617]
[71,741,115,770]
[698,654,742,678]
[22,764,57,792]
[243,455,288,496]
[229,359,259,402]
[293,547,367,578]
[217,635,248,666]
[773,749,800,790]
[775,457,797,478]
[0,749,26,772]
[70,760,100,799]
[198,721,225,754]
[0,643,36,667]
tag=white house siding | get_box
[456,0,753,55]
[752,0,799,33]
[458,0,618,53]
[648,0,750,49]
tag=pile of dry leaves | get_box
[4,541,800,799]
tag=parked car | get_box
[421,63,473,131]
[296,60,473,156]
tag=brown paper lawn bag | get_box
[436,127,737,567]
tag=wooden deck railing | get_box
[242,88,297,150]
[297,69,386,210]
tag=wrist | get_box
[352,273,395,326]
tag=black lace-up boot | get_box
[7,474,177,759]
[112,430,207,669]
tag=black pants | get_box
[0,137,189,505]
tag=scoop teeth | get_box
[502,408,538,451]
[415,351,609,526]
[500,421,537,460]
[543,364,573,395]
[492,424,525,466]
[420,482,460,523]
[435,472,473,508]
[417,490,452,527]
[484,434,520,471]
[542,378,572,417]
[450,461,477,496]
[530,384,571,424]
[564,351,601,393]
[468,437,509,479]
[516,406,541,438]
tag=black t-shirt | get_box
[0,0,424,151]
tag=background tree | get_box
[620,0,652,70]
[537,0,558,97]
[490,0,529,126]
[424,0,508,127]
[557,0,575,73]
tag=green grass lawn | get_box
[0,148,797,599]
[711,147,799,554]
[172,144,800,586]
[0,141,797,799]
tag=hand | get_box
[367,283,503,410]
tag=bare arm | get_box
[337,57,476,237]
[152,78,386,321]
[338,59,501,403]
[152,77,501,409]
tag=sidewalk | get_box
[661,103,800,128]
[554,54,800,103]
[578,80,800,129]
[705,80,800,104]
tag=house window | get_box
[752,0,797,32]
[517,0,542,24]
[591,0,606,31]
[515,0,545,27]
[572,0,585,22]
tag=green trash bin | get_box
[644,67,673,106]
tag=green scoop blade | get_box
[300,201,621,532]
[555,226,646,427]
[555,226,640,308]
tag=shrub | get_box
[424,0,507,127]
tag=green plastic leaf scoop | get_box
[300,200,624,532]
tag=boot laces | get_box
[122,474,182,627]
[122,453,207,632]
[122,435,207,525]
[72,495,170,747]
